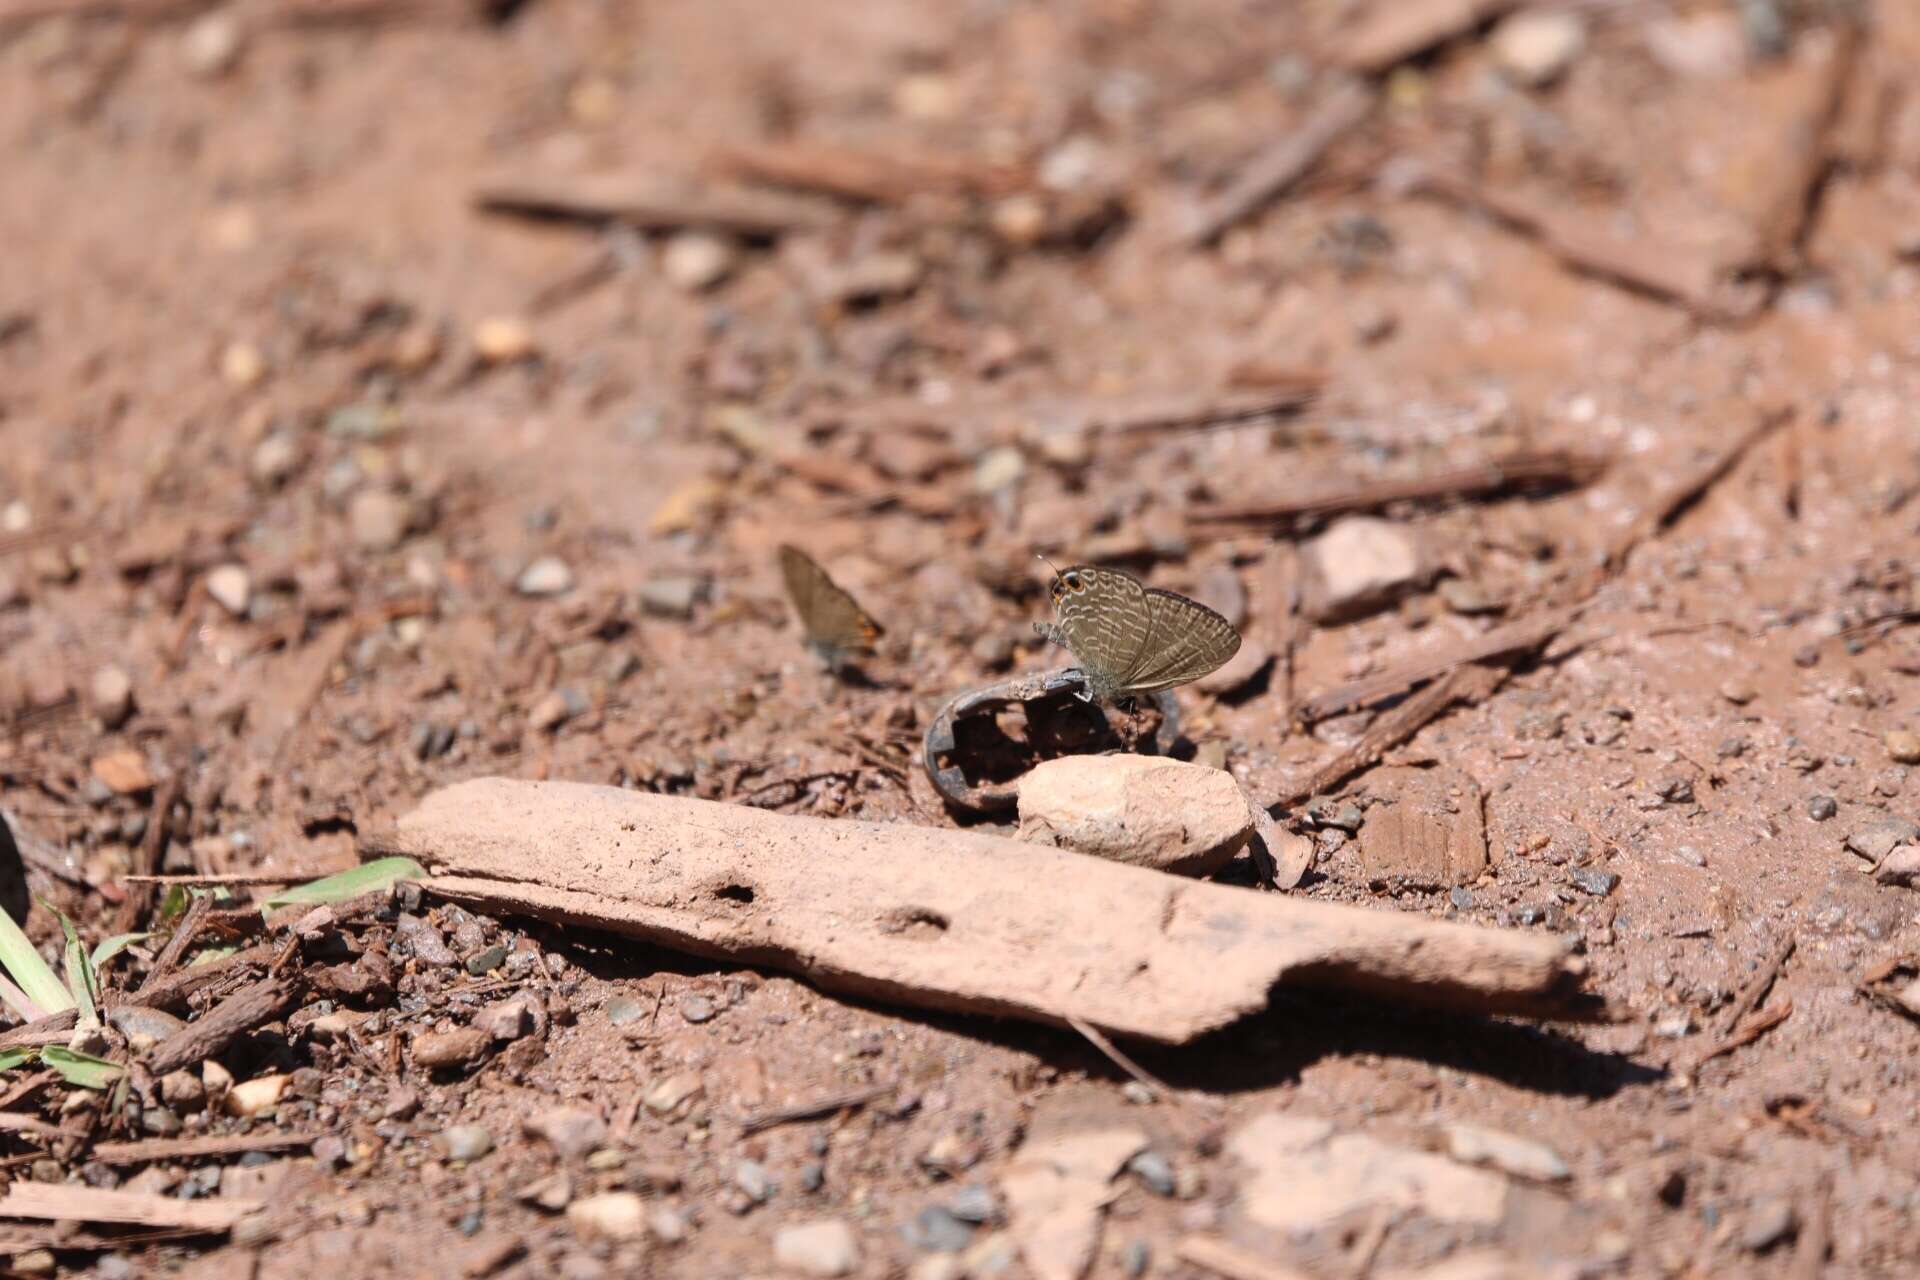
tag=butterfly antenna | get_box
[1035,552,1064,583]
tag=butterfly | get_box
[1034,563,1241,702]
[779,545,885,672]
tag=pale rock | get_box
[251,433,302,487]
[220,340,267,388]
[1644,12,1746,79]
[1444,1123,1571,1182]
[998,1125,1146,1280]
[525,1107,607,1160]
[568,1192,648,1241]
[772,1220,861,1277]
[224,1074,289,1117]
[206,563,252,616]
[1016,755,1253,877]
[516,555,574,597]
[473,316,536,363]
[1490,11,1586,88]
[1227,1112,1506,1231]
[90,665,134,729]
[662,232,738,292]
[644,1071,704,1116]
[1300,517,1427,622]
[348,489,412,552]
[180,11,244,78]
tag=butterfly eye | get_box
[1064,572,1083,592]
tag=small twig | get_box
[1276,663,1508,806]
[89,1133,316,1165]
[1066,1014,1173,1099]
[1328,0,1519,74]
[1718,935,1797,1039]
[111,776,184,936]
[0,1012,79,1055]
[736,1083,897,1135]
[143,974,300,1075]
[1598,407,1796,576]
[473,173,835,237]
[0,1071,57,1114]
[1182,79,1375,247]
[1300,607,1578,722]
[134,893,213,998]
[1192,449,1606,530]
[1690,999,1793,1070]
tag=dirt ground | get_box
[4,0,1920,1276]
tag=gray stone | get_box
[1126,1150,1175,1197]
[904,1206,974,1253]
[1807,795,1837,822]
[1845,815,1920,862]
[1571,868,1619,896]
[638,576,706,619]
[1015,755,1253,877]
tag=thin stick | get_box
[1717,935,1796,1038]
[1690,999,1793,1069]
[1066,1014,1173,1099]
[134,892,213,998]
[110,776,184,936]
[1328,0,1519,74]
[89,1132,316,1165]
[122,873,306,886]
[737,1083,896,1135]
[1300,607,1578,722]
[1277,663,1508,806]
[1182,79,1375,247]
[144,974,299,1074]
[1192,449,1606,530]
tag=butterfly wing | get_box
[1114,587,1242,693]
[778,545,883,664]
[1055,566,1153,695]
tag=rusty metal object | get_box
[921,667,1179,813]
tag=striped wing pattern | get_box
[779,545,883,669]
[1052,564,1241,699]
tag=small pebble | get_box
[679,994,717,1024]
[603,995,647,1027]
[90,665,134,730]
[733,1159,774,1204]
[516,556,574,597]
[946,1186,998,1224]
[251,433,302,487]
[1120,1240,1150,1278]
[206,564,252,616]
[466,943,509,975]
[1885,730,1920,765]
[1719,681,1757,705]
[348,489,412,552]
[179,11,243,77]
[1490,10,1587,87]
[568,1192,647,1241]
[220,340,266,387]
[1807,795,1837,822]
[411,1027,491,1070]
[90,750,154,795]
[1126,1150,1175,1197]
[437,1125,495,1162]
[159,1070,206,1113]
[799,1161,825,1193]
[648,1205,691,1243]
[643,1071,704,1115]
[525,1108,607,1160]
[1741,1198,1798,1252]
[1449,886,1475,910]
[528,688,587,733]
[662,232,738,292]
[223,1075,288,1117]
[773,1220,862,1278]
[473,316,537,363]
[638,576,705,619]
[904,1206,974,1253]
[1571,868,1619,896]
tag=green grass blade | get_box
[40,1046,123,1090]
[260,857,425,916]
[0,906,73,1017]
[0,1046,37,1073]
[45,902,100,1031]
[89,933,154,972]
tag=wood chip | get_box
[91,1132,317,1165]
[0,1183,261,1232]
[1328,0,1519,74]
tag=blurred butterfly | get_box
[1035,563,1241,702]
[779,545,885,672]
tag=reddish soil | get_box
[4,1,1920,1277]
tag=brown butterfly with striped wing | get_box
[779,545,885,672]
[1035,563,1241,702]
